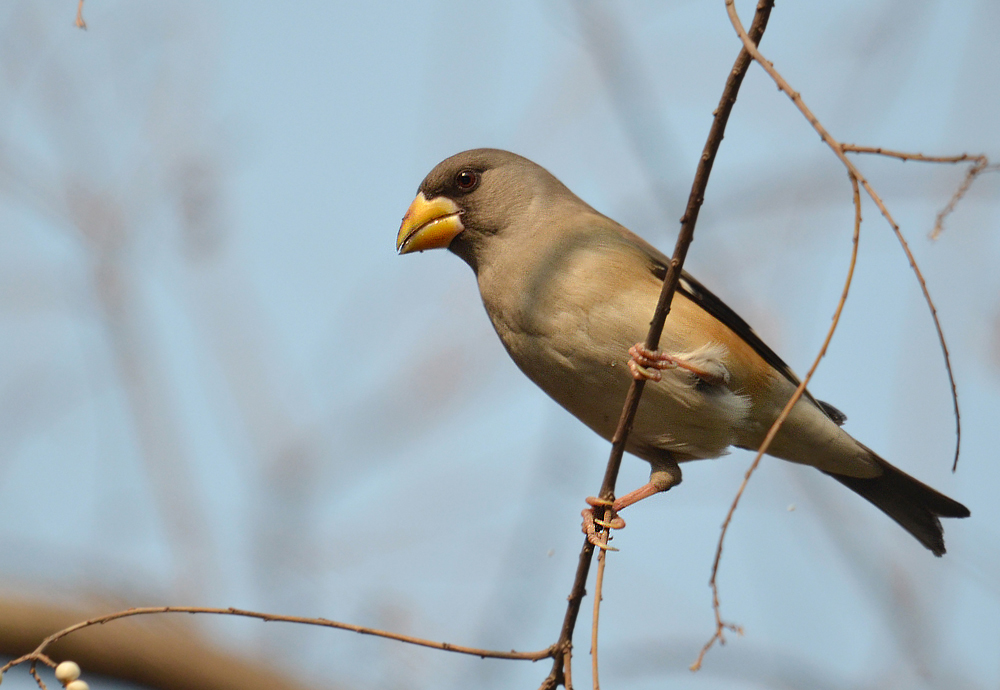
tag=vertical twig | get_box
[590,531,609,690]
[539,3,775,687]
[74,0,87,29]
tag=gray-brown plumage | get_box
[396,148,969,556]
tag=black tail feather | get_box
[824,450,969,557]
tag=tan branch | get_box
[930,158,993,241]
[539,3,776,688]
[0,604,554,687]
[841,144,993,242]
[724,0,962,469]
[0,598,316,690]
[74,0,86,29]
[842,145,985,164]
[692,171,863,670]
[699,0,966,664]
[590,522,612,690]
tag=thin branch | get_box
[563,645,574,690]
[842,144,993,243]
[724,0,962,473]
[74,0,86,29]
[0,605,554,680]
[931,158,994,242]
[842,145,985,164]
[590,520,611,690]
[692,173,863,670]
[539,3,775,688]
[29,662,46,690]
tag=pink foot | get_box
[579,466,682,549]
[582,496,627,550]
[627,343,726,385]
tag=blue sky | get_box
[1,1,998,689]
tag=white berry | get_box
[54,662,81,684]
[65,681,89,690]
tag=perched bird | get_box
[396,148,969,556]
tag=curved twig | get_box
[74,0,86,29]
[930,158,993,243]
[692,173,863,670]
[0,605,554,684]
[841,145,993,245]
[724,0,961,470]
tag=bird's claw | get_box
[581,498,626,550]
[628,343,726,385]
[585,495,614,508]
[627,362,662,381]
[627,343,675,381]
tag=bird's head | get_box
[396,148,572,272]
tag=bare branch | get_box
[930,159,995,242]
[0,597,315,690]
[724,0,962,472]
[692,173,863,670]
[0,604,554,684]
[74,0,86,29]
[590,526,611,690]
[539,3,775,688]
[842,145,985,164]
[841,144,993,242]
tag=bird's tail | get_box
[824,446,969,556]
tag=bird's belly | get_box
[481,246,750,464]
[505,326,748,463]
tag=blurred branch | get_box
[574,0,685,218]
[74,1,86,30]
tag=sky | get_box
[1,1,999,689]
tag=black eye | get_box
[455,169,479,192]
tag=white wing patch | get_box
[639,342,752,460]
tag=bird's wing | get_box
[617,227,846,426]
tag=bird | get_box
[395,148,969,556]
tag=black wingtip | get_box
[817,399,847,426]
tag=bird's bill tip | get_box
[396,193,464,254]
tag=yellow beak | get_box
[396,193,464,254]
